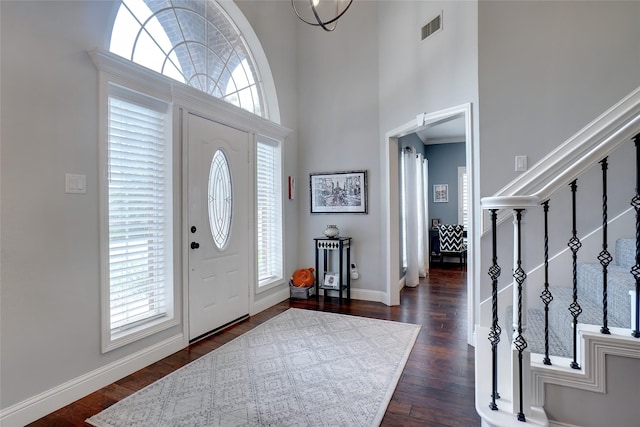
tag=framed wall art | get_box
[433,184,448,203]
[310,170,368,214]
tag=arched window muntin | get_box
[111,0,266,118]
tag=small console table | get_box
[314,236,352,302]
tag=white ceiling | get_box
[415,115,466,145]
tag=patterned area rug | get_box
[87,308,420,427]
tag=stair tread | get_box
[548,286,629,328]
[615,238,636,269]
[500,239,637,361]
[505,306,572,358]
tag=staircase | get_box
[508,238,635,359]
[475,86,640,427]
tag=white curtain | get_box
[403,148,428,287]
[421,158,429,277]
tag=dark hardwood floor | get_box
[30,266,479,426]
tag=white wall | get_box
[478,0,640,197]
[476,2,640,424]
[477,0,640,303]
[377,1,480,305]
[234,0,301,309]
[545,355,640,427]
[295,1,383,295]
[0,0,299,415]
[378,1,479,129]
[291,0,479,299]
[4,0,639,421]
[0,1,138,409]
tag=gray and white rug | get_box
[87,308,421,427]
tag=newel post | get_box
[481,195,539,422]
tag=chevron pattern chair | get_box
[437,224,467,269]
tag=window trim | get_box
[99,78,180,353]
[106,0,280,124]
[92,50,291,349]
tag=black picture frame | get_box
[309,170,368,214]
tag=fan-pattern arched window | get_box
[110,0,266,117]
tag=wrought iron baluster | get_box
[599,158,612,335]
[488,209,501,410]
[632,134,640,338]
[540,201,553,365]
[568,180,583,369]
[513,209,528,422]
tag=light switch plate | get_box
[66,173,87,194]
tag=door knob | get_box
[191,242,200,249]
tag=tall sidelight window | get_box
[102,83,175,351]
[110,0,267,118]
[256,137,283,288]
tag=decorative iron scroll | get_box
[488,209,501,410]
[568,180,583,369]
[599,158,612,335]
[540,201,553,365]
[513,209,528,422]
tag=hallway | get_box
[31,267,479,426]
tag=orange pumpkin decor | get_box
[291,268,315,287]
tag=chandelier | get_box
[291,0,354,32]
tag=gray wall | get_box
[478,0,640,197]
[476,2,640,425]
[0,0,480,413]
[3,0,640,422]
[545,356,640,426]
[477,0,640,303]
[0,0,299,411]
[295,1,382,293]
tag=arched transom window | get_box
[110,0,266,118]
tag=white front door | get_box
[187,113,250,341]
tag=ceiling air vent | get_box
[421,13,442,41]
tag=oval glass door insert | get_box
[208,149,233,249]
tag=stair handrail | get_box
[482,86,640,229]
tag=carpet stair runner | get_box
[507,238,636,358]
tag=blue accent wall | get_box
[425,142,465,226]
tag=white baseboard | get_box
[549,421,583,427]
[319,287,386,303]
[251,286,290,315]
[0,334,185,427]
[351,288,386,303]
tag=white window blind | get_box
[458,166,468,228]
[107,86,172,335]
[256,137,283,287]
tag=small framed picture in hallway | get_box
[434,184,448,203]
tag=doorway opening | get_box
[382,103,475,345]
